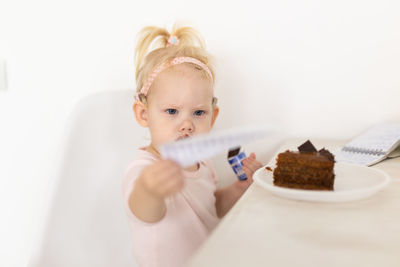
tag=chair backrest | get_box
[28,90,145,267]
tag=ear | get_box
[210,106,219,127]
[133,101,149,127]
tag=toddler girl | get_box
[122,24,262,267]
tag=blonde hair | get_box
[134,24,215,104]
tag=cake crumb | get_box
[265,166,273,171]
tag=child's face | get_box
[142,65,218,152]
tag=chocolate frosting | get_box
[319,148,335,162]
[297,140,317,153]
[297,140,335,162]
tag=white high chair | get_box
[27,90,279,267]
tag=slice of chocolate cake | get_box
[273,140,335,190]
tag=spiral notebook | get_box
[334,123,400,166]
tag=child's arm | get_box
[128,160,185,223]
[214,153,262,218]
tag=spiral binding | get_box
[342,146,386,156]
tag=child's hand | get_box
[236,153,263,191]
[139,160,185,199]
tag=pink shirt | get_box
[122,149,220,267]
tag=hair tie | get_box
[167,35,179,47]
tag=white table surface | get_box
[187,139,400,267]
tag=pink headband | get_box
[135,56,213,101]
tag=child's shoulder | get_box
[123,148,157,179]
[135,147,158,161]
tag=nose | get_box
[179,119,194,133]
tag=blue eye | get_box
[193,110,205,116]
[165,109,178,115]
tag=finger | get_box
[157,160,181,172]
[242,163,259,180]
[154,168,184,188]
[249,157,262,167]
[153,178,178,195]
[242,154,257,166]
[243,158,261,171]
[242,165,251,175]
[248,161,262,172]
[158,174,185,196]
[154,160,182,177]
[144,166,182,195]
[242,166,254,180]
[241,157,251,165]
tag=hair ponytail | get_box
[170,24,205,49]
[134,26,170,80]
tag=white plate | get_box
[253,162,390,202]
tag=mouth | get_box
[176,135,191,141]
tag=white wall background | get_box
[0,0,399,266]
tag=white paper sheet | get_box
[159,125,275,167]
